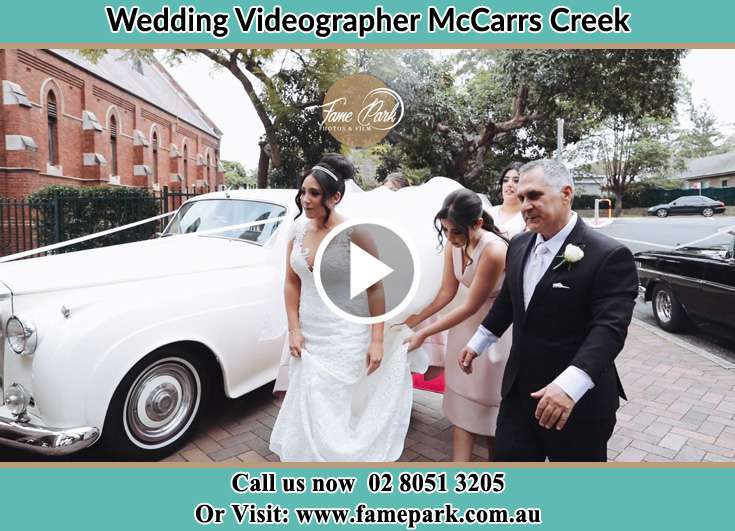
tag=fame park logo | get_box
[318,74,404,147]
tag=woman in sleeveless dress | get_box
[490,162,525,238]
[403,189,510,461]
[269,154,414,461]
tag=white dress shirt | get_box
[467,212,594,402]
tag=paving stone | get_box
[238,451,268,462]
[153,323,735,464]
[608,434,633,452]
[643,422,671,439]
[698,420,726,438]
[631,438,679,458]
[659,434,688,452]
[192,434,223,454]
[615,447,648,462]
[181,448,214,462]
[669,427,716,445]
[676,445,706,462]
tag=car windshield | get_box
[680,233,735,259]
[163,199,287,245]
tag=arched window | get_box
[183,144,189,188]
[47,91,59,165]
[206,152,212,188]
[152,131,159,184]
[110,115,118,176]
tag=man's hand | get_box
[458,346,479,374]
[530,383,576,430]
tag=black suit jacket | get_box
[481,215,638,421]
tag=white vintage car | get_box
[0,179,460,459]
[0,188,299,458]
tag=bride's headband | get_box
[312,165,339,182]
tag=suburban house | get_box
[0,49,224,199]
[671,150,735,190]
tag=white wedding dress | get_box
[269,223,417,462]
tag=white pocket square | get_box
[552,282,571,289]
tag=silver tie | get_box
[523,242,550,309]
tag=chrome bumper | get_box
[0,415,99,456]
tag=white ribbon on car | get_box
[0,212,287,264]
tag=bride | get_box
[269,154,415,461]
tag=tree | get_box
[574,116,675,215]
[377,49,685,195]
[170,49,348,188]
[221,160,255,188]
[671,78,724,166]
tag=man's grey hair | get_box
[520,159,575,192]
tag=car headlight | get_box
[4,383,30,417]
[5,316,37,356]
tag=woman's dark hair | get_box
[497,161,523,190]
[434,189,509,264]
[294,153,352,223]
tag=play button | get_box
[313,218,420,324]
[349,242,394,300]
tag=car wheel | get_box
[656,208,668,218]
[652,284,690,333]
[702,207,714,217]
[102,347,212,459]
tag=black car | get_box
[647,195,726,218]
[635,229,735,332]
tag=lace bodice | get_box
[291,222,369,319]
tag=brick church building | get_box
[0,49,224,199]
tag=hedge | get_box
[27,185,160,252]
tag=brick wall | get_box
[0,49,224,199]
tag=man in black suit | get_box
[460,159,637,461]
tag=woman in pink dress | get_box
[404,189,510,461]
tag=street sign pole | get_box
[556,118,564,161]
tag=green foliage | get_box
[672,78,724,165]
[374,49,684,191]
[222,160,255,188]
[28,185,159,252]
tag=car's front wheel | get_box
[656,208,668,218]
[702,207,714,217]
[102,347,212,459]
[652,284,690,333]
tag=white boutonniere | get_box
[553,244,585,270]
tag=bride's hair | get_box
[434,189,509,264]
[294,153,353,223]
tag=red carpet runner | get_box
[412,372,445,394]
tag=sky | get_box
[166,49,735,170]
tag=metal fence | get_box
[1,186,202,258]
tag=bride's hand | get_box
[289,329,305,358]
[403,332,426,352]
[366,341,384,375]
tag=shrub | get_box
[27,185,160,252]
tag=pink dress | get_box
[443,231,511,436]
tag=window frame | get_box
[46,91,59,166]
[110,115,119,176]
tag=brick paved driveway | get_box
[165,320,735,463]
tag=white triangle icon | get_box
[349,242,394,299]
